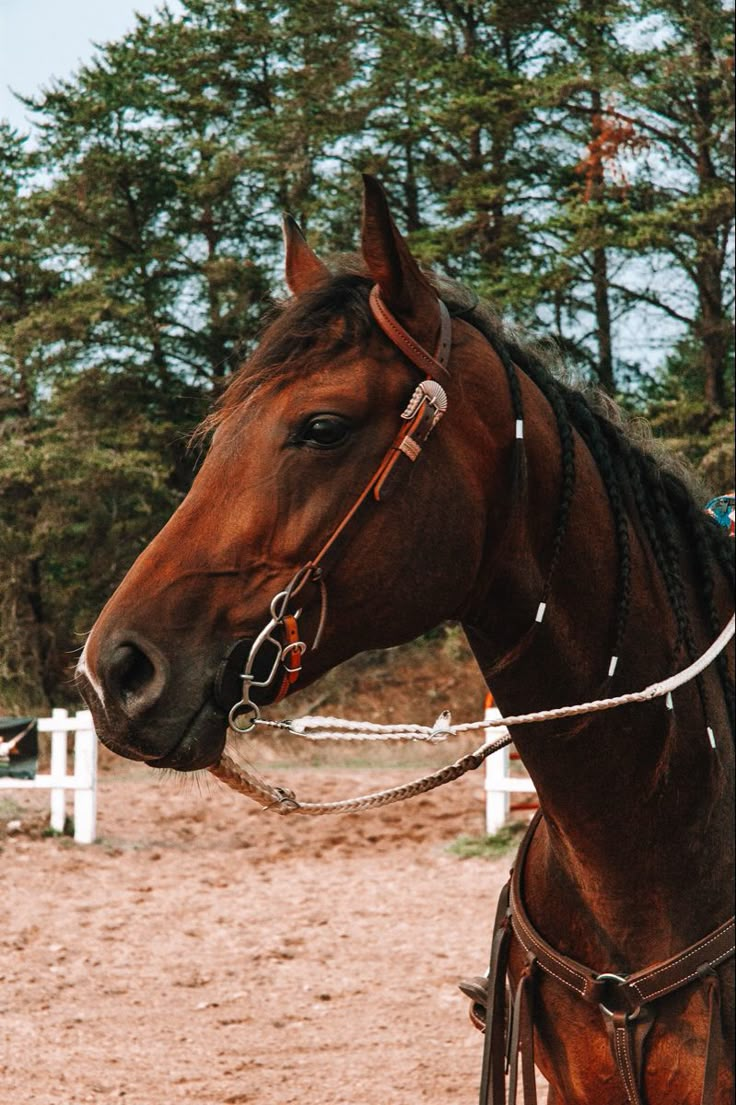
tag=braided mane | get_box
[205,262,735,733]
[436,277,734,736]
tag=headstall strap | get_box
[367,289,450,502]
[473,812,735,1105]
[372,381,448,501]
[272,613,303,702]
[368,284,452,380]
[228,286,453,718]
[305,288,451,567]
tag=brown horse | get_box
[77,176,734,1104]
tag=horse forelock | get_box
[194,261,376,441]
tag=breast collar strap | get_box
[478,811,735,1105]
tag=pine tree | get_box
[619,0,734,414]
[511,0,645,391]
[350,0,558,314]
[0,123,67,706]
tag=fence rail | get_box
[2,699,529,842]
[0,708,97,843]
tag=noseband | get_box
[216,285,452,731]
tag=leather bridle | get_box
[216,284,453,731]
[213,283,735,1104]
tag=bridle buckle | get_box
[401,379,448,429]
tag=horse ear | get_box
[360,174,437,328]
[283,214,329,295]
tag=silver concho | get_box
[401,380,448,429]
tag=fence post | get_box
[72,710,97,844]
[484,704,511,835]
[49,707,69,834]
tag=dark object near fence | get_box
[0,717,38,779]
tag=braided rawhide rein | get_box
[209,615,734,817]
[210,730,513,816]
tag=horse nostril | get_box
[113,643,153,696]
[105,639,167,718]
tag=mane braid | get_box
[565,391,632,663]
[687,497,736,732]
[447,293,734,741]
[202,265,733,740]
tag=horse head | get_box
[76,177,516,770]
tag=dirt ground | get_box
[1,636,547,1105]
[1,756,536,1105]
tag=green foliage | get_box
[0,0,733,707]
[622,334,735,490]
[0,373,182,709]
[448,821,528,858]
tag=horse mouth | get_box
[76,669,226,772]
[145,703,227,771]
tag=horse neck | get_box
[460,366,734,942]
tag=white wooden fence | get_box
[484,694,537,834]
[0,696,527,841]
[0,708,97,844]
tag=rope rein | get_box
[210,283,733,818]
[209,614,734,817]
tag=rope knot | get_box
[267,786,300,815]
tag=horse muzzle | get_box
[76,633,228,771]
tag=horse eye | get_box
[299,415,351,450]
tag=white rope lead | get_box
[268,615,734,742]
[211,614,734,816]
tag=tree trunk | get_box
[592,243,614,394]
[696,257,728,412]
[403,138,421,233]
[589,87,615,395]
[693,26,728,413]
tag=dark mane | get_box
[439,273,732,737]
[202,260,734,732]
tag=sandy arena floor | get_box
[0,750,550,1105]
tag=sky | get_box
[0,0,182,134]
[0,0,700,371]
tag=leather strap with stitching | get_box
[369,285,451,379]
[303,286,452,578]
[479,882,514,1105]
[509,815,735,1012]
[477,812,735,1105]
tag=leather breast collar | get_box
[475,811,735,1105]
